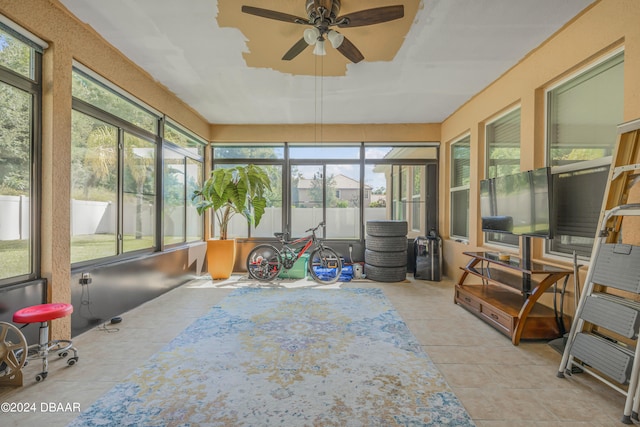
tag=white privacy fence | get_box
[0,195,30,240]
[226,207,387,239]
[1,197,387,241]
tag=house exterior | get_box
[295,174,371,208]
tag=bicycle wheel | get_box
[246,244,282,281]
[308,247,343,284]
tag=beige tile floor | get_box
[0,275,628,426]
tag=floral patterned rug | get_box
[68,288,474,426]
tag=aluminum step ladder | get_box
[557,118,640,424]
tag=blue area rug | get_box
[68,288,474,426]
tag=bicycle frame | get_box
[279,232,317,266]
[246,221,341,283]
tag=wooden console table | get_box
[454,251,572,345]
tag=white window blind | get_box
[486,109,521,246]
[548,52,624,166]
[450,136,470,239]
[487,109,521,179]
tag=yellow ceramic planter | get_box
[206,239,236,280]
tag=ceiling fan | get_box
[241,0,405,63]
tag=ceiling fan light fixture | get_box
[304,27,320,45]
[313,39,326,56]
[327,30,344,48]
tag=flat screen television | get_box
[480,167,553,238]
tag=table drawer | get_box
[456,287,481,312]
[480,304,515,333]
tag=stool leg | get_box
[35,322,49,382]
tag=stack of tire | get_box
[365,220,408,282]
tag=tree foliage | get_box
[0,35,31,196]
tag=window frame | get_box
[213,142,439,241]
[450,135,471,241]
[543,49,624,260]
[211,151,286,239]
[0,21,43,286]
[484,107,521,248]
[70,66,171,268]
[162,119,206,248]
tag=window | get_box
[485,109,521,247]
[290,162,361,239]
[213,144,283,160]
[398,166,408,221]
[450,136,470,239]
[546,52,624,258]
[71,67,160,264]
[72,69,157,134]
[215,143,438,240]
[70,112,118,262]
[364,145,437,237]
[411,167,422,231]
[486,109,521,179]
[548,52,623,166]
[289,144,361,239]
[550,163,609,257]
[163,122,205,246]
[122,132,156,253]
[213,145,284,239]
[0,23,42,283]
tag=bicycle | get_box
[246,222,343,284]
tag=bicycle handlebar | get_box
[305,221,325,234]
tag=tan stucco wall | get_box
[439,0,640,307]
[211,123,440,142]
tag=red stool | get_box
[12,303,79,382]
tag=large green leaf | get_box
[191,164,272,239]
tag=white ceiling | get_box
[58,0,595,125]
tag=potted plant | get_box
[192,164,271,279]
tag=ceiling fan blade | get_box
[241,6,308,25]
[282,38,310,61]
[336,36,364,63]
[337,5,404,28]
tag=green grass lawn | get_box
[71,234,155,263]
[0,235,156,278]
[0,239,29,279]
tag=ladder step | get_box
[592,244,640,293]
[582,294,640,339]
[611,163,640,180]
[572,332,634,384]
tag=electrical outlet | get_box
[79,272,92,285]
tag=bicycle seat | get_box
[274,232,288,241]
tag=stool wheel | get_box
[10,303,79,383]
[0,321,28,378]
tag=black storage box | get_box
[413,231,442,281]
